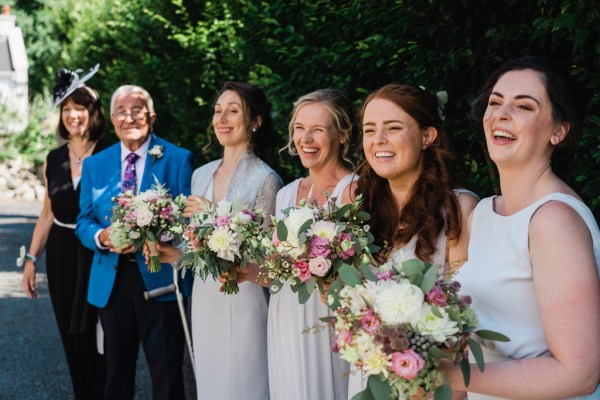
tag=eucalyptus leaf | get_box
[433,384,452,400]
[335,204,352,219]
[361,264,378,281]
[298,218,314,234]
[459,357,471,387]
[356,210,370,221]
[428,346,450,359]
[469,338,485,372]
[402,258,426,275]
[367,375,390,399]
[431,304,443,318]
[276,220,288,241]
[146,231,156,242]
[298,282,313,304]
[339,264,362,287]
[475,329,511,342]
[420,263,438,294]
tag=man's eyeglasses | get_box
[113,110,149,122]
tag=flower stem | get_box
[223,279,239,294]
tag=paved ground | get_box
[0,200,196,399]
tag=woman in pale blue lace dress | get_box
[443,57,600,399]
[267,89,361,400]
[151,82,282,399]
[348,83,478,397]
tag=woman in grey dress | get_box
[152,82,282,399]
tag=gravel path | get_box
[0,200,196,399]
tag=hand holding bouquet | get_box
[181,198,265,294]
[330,259,509,400]
[262,194,379,304]
[109,179,187,272]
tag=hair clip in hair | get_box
[436,91,448,121]
[51,63,100,109]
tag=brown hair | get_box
[57,86,106,141]
[357,83,461,262]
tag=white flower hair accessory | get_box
[436,91,448,121]
[16,245,38,267]
[149,145,164,163]
[51,63,100,109]
[418,86,448,121]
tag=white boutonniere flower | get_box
[16,245,38,267]
[149,145,164,163]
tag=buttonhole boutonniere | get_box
[149,145,164,164]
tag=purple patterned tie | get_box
[122,152,140,193]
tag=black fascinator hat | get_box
[51,63,100,109]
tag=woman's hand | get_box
[183,195,212,218]
[22,259,38,299]
[218,262,265,291]
[319,281,331,305]
[142,242,183,265]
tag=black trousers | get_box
[98,256,185,400]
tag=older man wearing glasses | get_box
[76,85,193,399]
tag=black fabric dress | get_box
[45,142,106,400]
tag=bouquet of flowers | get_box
[330,259,509,400]
[180,199,266,294]
[109,180,187,273]
[261,194,379,304]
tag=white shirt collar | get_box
[120,136,151,162]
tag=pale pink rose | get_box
[309,236,332,258]
[359,308,380,334]
[294,260,312,283]
[308,256,332,277]
[391,349,425,380]
[426,283,448,306]
[272,229,281,246]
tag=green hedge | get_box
[10,0,600,220]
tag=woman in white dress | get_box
[348,83,478,397]
[442,57,600,398]
[267,89,360,400]
[150,82,282,399]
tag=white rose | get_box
[374,280,424,326]
[236,212,252,225]
[135,203,154,227]
[128,230,141,239]
[416,303,459,342]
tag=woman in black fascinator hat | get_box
[20,64,107,399]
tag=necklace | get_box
[68,142,95,165]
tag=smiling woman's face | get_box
[212,90,250,150]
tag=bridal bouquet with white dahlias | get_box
[180,199,266,294]
[261,194,379,304]
[329,259,509,400]
[109,180,187,272]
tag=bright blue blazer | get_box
[76,134,193,308]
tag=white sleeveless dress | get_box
[267,174,356,400]
[347,188,478,398]
[457,193,600,399]
[190,151,282,400]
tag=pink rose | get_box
[242,209,257,219]
[309,236,332,258]
[334,329,352,352]
[272,229,281,246]
[294,260,312,283]
[213,215,231,227]
[359,309,380,334]
[124,211,137,222]
[391,349,425,380]
[308,256,332,277]
[426,284,448,306]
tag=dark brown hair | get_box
[204,82,275,157]
[357,83,461,262]
[57,86,106,141]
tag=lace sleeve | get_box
[255,172,283,218]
